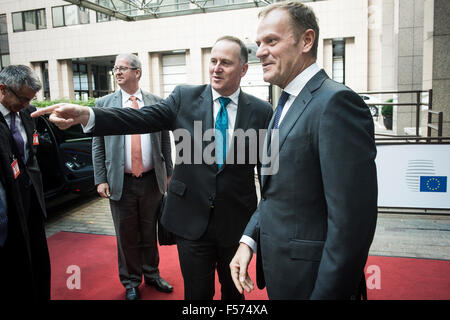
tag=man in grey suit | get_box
[230,1,378,299]
[92,54,173,300]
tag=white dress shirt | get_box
[0,103,28,162]
[240,62,321,252]
[212,87,240,151]
[277,62,321,126]
[120,89,153,174]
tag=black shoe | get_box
[145,277,173,293]
[125,287,141,300]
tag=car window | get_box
[48,121,91,143]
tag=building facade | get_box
[0,0,448,135]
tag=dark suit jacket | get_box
[244,70,378,299]
[0,106,46,225]
[0,106,49,299]
[92,85,273,246]
[92,90,173,201]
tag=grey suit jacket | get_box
[92,90,173,201]
[244,70,378,299]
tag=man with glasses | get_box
[0,65,51,301]
[93,53,173,300]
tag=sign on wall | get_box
[376,144,450,209]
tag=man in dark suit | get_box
[230,2,378,299]
[0,65,51,300]
[92,54,173,300]
[32,36,273,300]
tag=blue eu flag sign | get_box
[420,176,447,192]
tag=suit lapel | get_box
[197,86,217,172]
[217,89,253,173]
[222,91,252,172]
[261,69,329,189]
[143,92,161,162]
[200,86,214,134]
[233,91,252,132]
[111,91,125,160]
[276,90,312,152]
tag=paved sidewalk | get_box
[45,195,450,260]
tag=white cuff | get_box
[82,108,95,133]
[240,235,257,253]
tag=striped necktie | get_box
[9,112,26,162]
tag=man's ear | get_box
[241,63,249,78]
[302,29,316,54]
[0,84,7,96]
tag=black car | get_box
[35,115,95,199]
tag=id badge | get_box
[11,158,20,179]
[33,131,39,146]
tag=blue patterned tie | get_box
[273,91,290,129]
[215,97,231,169]
[9,112,26,163]
[0,181,7,247]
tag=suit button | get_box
[261,195,266,200]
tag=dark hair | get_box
[215,35,248,65]
[0,65,42,92]
[259,1,319,58]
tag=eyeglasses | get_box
[112,66,138,73]
[8,86,36,104]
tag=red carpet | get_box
[48,232,450,300]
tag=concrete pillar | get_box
[48,59,74,100]
[188,47,202,85]
[138,51,154,93]
[87,62,93,98]
[423,0,450,137]
[322,39,332,77]
[345,38,356,90]
[59,59,74,100]
[395,0,424,135]
[202,47,211,85]
[149,53,163,97]
[48,59,59,100]
[30,62,44,101]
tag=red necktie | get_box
[129,96,144,177]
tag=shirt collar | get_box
[121,88,142,103]
[0,102,11,118]
[283,62,320,97]
[211,87,240,106]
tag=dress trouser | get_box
[109,170,162,289]
[176,208,244,300]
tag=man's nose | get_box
[213,62,223,73]
[256,44,267,59]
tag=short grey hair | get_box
[214,36,248,65]
[0,65,42,92]
[115,53,142,69]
